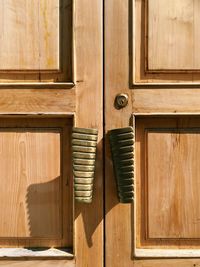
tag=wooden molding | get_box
[135,248,200,258]
[0,117,73,248]
[132,0,200,86]
[135,116,200,256]
[0,82,75,89]
[0,0,75,86]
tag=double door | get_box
[0,1,200,267]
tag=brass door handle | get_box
[109,127,134,203]
[72,127,98,203]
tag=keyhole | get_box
[118,97,125,105]
[115,93,129,109]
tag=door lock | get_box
[115,93,129,109]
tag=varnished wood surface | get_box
[134,0,200,85]
[0,0,59,70]
[0,260,75,267]
[0,0,103,265]
[105,0,133,266]
[0,130,61,239]
[0,89,75,114]
[74,0,103,266]
[0,248,73,258]
[0,0,73,84]
[132,89,200,114]
[148,130,200,240]
[136,117,200,250]
[0,118,73,248]
[148,0,200,71]
[105,0,200,266]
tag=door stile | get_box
[74,0,103,267]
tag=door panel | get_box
[0,0,103,266]
[105,0,200,266]
[0,0,73,85]
[0,118,72,248]
[148,0,199,71]
[0,0,59,71]
[134,0,200,85]
[135,116,200,257]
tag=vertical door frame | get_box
[104,1,133,266]
[74,0,103,266]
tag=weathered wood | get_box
[105,0,200,265]
[132,88,200,113]
[0,89,75,114]
[135,249,200,258]
[105,1,133,266]
[0,0,59,70]
[74,0,103,266]
[0,118,73,248]
[135,117,200,255]
[0,261,75,267]
[0,0,102,266]
[134,0,200,85]
[0,248,73,258]
[148,0,200,70]
[0,0,73,85]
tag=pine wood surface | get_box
[0,0,103,265]
[0,260,75,267]
[134,0,200,85]
[0,0,59,71]
[136,117,200,249]
[0,118,73,248]
[0,0,73,84]
[105,0,200,266]
[74,0,103,266]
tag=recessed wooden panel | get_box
[0,0,59,71]
[0,0,73,84]
[133,0,200,85]
[0,118,72,248]
[148,130,200,239]
[148,0,200,71]
[136,116,200,249]
[0,129,61,238]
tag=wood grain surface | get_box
[0,118,73,248]
[148,0,200,70]
[105,0,200,265]
[0,0,103,264]
[74,0,103,266]
[136,117,200,250]
[134,0,200,85]
[0,0,73,84]
[0,0,59,70]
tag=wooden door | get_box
[0,1,103,267]
[105,0,200,266]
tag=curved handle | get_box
[72,127,98,203]
[109,127,134,203]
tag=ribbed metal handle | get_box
[72,127,98,203]
[109,127,134,203]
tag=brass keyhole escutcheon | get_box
[115,93,129,109]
